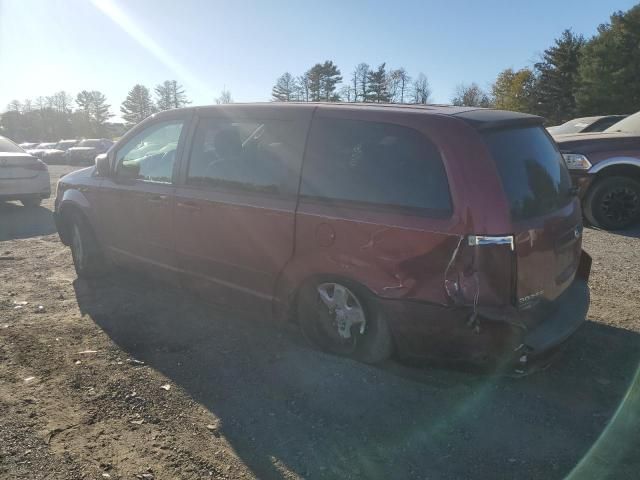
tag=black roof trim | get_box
[452,108,544,131]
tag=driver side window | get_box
[116,121,184,183]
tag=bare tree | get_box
[452,82,492,107]
[388,68,411,103]
[296,74,310,102]
[412,73,432,104]
[352,63,370,102]
[50,91,74,113]
[339,84,354,102]
[215,89,233,104]
[6,100,22,112]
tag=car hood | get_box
[554,131,640,154]
[60,165,95,184]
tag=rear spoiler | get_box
[452,109,545,132]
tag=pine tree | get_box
[272,72,298,101]
[533,29,585,124]
[305,61,342,102]
[576,5,640,115]
[155,80,190,111]
[366,63,390,103]
[120,85,155,126]
[76,90,112,136]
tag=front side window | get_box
[115,121,184,183]
[300,117,452,215]
[187,117,302,194]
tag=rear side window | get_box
[301,118,452,215]
[483,127,572,221]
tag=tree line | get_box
[272,62,432,104]
[272,4,640,125]
[2,3,638,141]
[0,80,192,142]
[489,4,640,124]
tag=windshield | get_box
[605,111,640,134]
[548,118,593,135]
[77,139,101,147]
[484,126,572,221]
[0,136,25,153]
[56,140,76,150]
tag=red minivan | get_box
[54,103,591,366]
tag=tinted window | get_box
[584,117,623,132]
[116,121,184,183]
[187,117,302,194]
[301,118,452,214]
[483,127,572,221]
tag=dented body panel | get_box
[53,103,591,365]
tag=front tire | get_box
[584,176,640,230]
[297,279,393,364]
[68,213,107,278]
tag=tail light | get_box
[23,160,48,171]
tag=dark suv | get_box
[66,138,113,165]
[554,111,640,230]
[54,103,591,367]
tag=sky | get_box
[0,0,637,120]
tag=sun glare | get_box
[90,0,212,100]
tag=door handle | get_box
[177,200,201,212]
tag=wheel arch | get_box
[57,201,94,246]
[273,270,380,325]
[589,157,640,179]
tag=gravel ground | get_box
[0,165,638,480]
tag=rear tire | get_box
[297,278,393,364]
[21,197,42,208]
[584,176,640,230]
[68,212,108,278]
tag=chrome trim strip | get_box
[588,156,640,174]
[468,235,514,251]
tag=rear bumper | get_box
[380,250,591,366]
[0,173,51,200]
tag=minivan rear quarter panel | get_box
[276,107,514,312]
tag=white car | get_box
[0,136,51,207]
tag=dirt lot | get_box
[1,165,639,480]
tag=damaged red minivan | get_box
[54,103,591,366]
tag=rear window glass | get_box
[0,137,24,153]
[301,118,452,215]
[483,127,572,221]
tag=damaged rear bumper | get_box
[380,251,591,367]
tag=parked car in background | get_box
[26,142,58,160]
[66,138,113,165]
[42,139,79,164]
[0,135,51,207]
[556,111,640,230]
[548,115,627,135]
[54,104,590,367]
[19,142,39,150]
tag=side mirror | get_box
[95,153,111,177]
